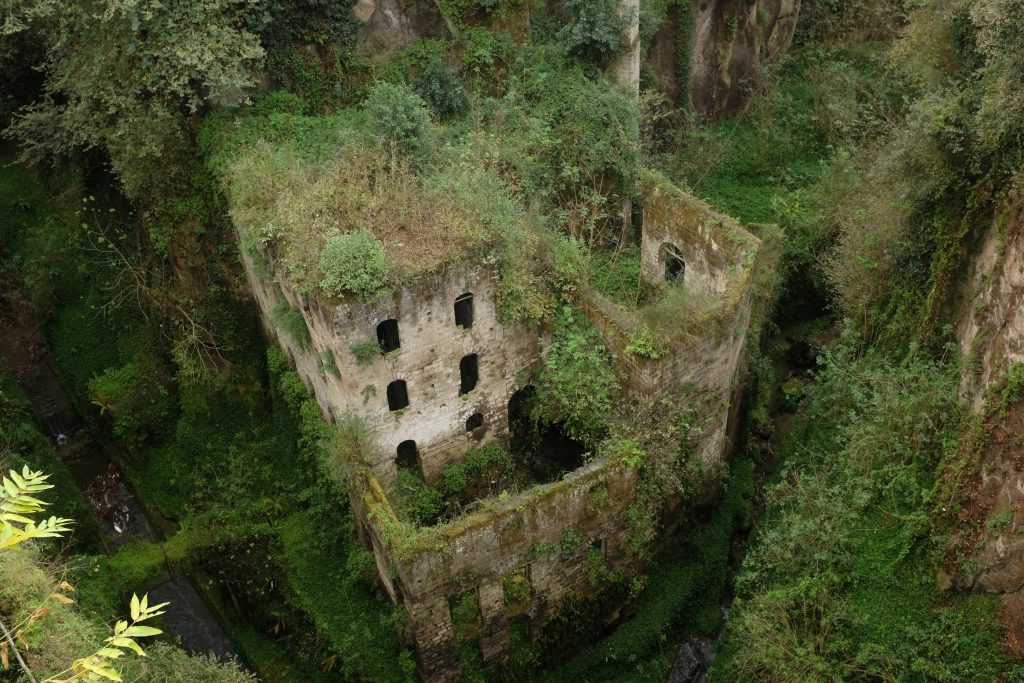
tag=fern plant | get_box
[0,466,73,550]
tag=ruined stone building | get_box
[237,171,765,680]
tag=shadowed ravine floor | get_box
[0,284,236,660]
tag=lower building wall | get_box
[355,459,639,681]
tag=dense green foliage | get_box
[559,0,630,69]
[363,81,432,156]
[411,59,471,120]
[534,307,619,446]
[712,334,1018,681]
[438,443,514,499]
[0,157,410,681]
[387,469,445,525]
[4,0,1023,680]
[319,229,389,298]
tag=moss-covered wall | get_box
[354,457,639,680]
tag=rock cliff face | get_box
[957,191,1024,407]
[354,0,453,53]
[687,0,800,118]
[949,186,1024,653]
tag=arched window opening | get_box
[387,380,409,411]
[459,354,479,395]
[465,412,484,432]
[454,293,474,329]
[377,319,401,353]
[396,440,420,473]
[662,243,685,285]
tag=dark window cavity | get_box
[465,412,484,432]
[377,319,401,353]
[387,380,409,411]
[459,354,479,395]
[663,243,685,284]
[396,440,419,473]
[454,293,474,329]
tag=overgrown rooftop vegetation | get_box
[205,37,646,324]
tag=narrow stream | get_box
[0,290,236,659]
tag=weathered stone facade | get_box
[236,177,763,681]
[586,177,761,466]
[352,459,639,680]
[241,257,540,485]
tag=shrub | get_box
[411,59,470,121]
[363,81,431,155]
[351,339,382,365]
[88,359,174,446]
[559,0,630,68]
[450,591,482,641]
[438,442,513,498]
[318,229,389,298]
[387,469,443,526]
[502,567,531,608]
[270,300,312,349]
[319,348,340,377]
[624,325,667,359]
[120,643,256,682]
[534,307,618,445]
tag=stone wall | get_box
[236,178,763,681]
[241,253,541,484]
[640,177,757,294]
[354,457,639,681]
[584,178,761,466]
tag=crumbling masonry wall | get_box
[235,179,763,681]
[240,252,540,484]
[587,178,761,467]
[352,458,639,681]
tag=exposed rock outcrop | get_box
[956,188,1024,407]
[948,182,1024,651]
[354,0,453,54]
[688,0,801,118]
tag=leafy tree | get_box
[534,307,619,445]
[363,82,431,157]
[1,0,266,201]
[559,0,630,69]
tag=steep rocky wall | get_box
[956,193,1024,408]
[354,0,453,53]
[688,0,801,118]
[947,188,1024,651]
